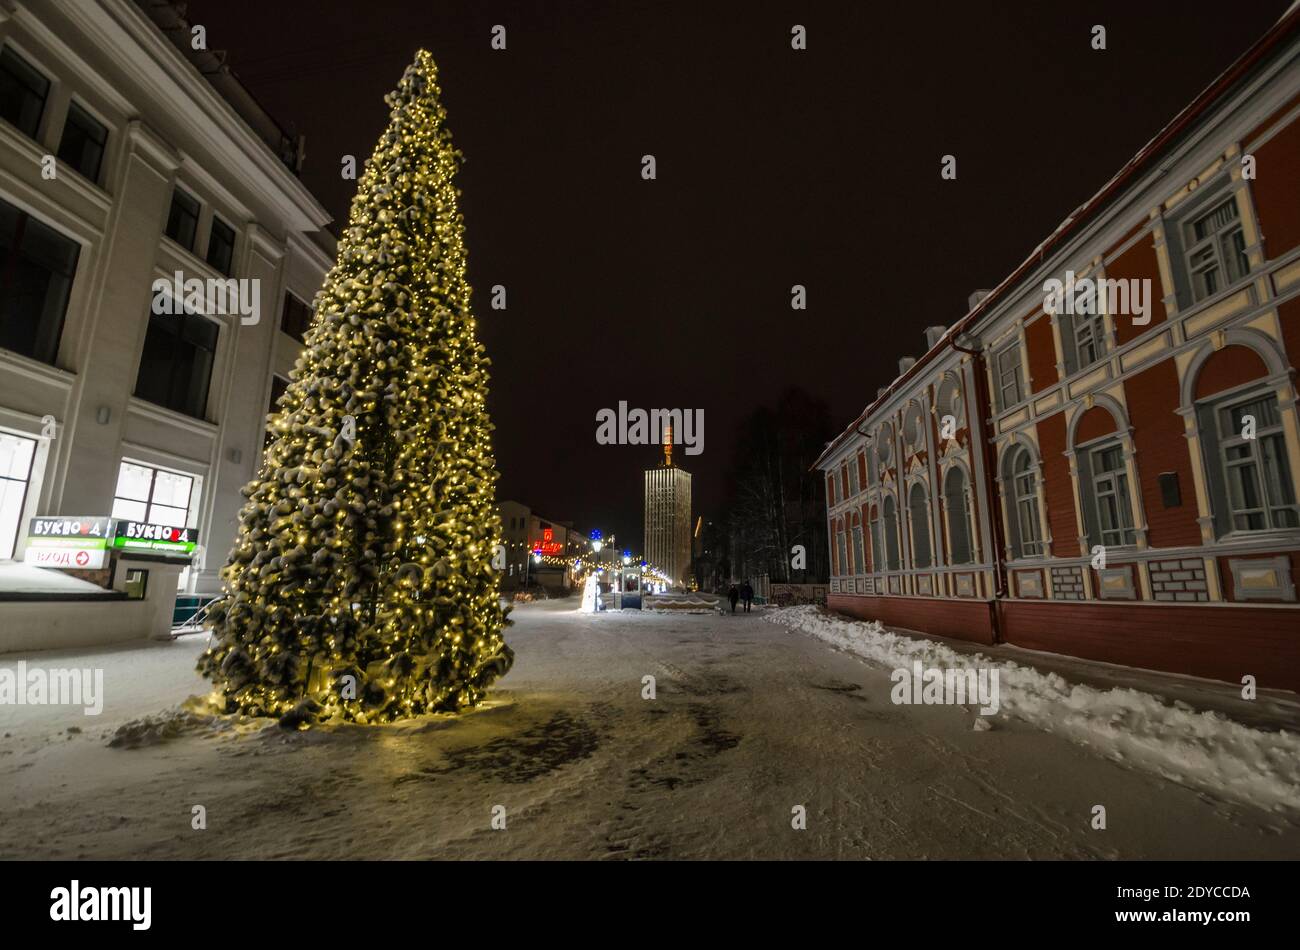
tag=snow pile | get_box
[769,606,1300,815]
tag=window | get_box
[165,187,201,251]
[935,376,962,430]
[1083,441,1136,546]
[280,292,313,343]
[869,508,884,573]
[1202,393,1299,533]
[133,308,218,419]
[264,374,289,447]
[111,460,194,528]
[206,217,236,275]
[835,523,848,576]
[851,516,865,575]
[995,341,1024,410]
[56,101,107,184]
[1009,447,1044,558]
[848,457,859,496]
[0,197,80,366]
[882,496,901,571]
[902,403,924,453]
[0,47,49,139]
[826,474,836,506]
[0,430,36,559]
[876,423,894,467]
[1182,197,1248,303]
[944,467,973,564]
[908,482,932,569]
[1073,311,1106,368]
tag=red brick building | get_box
[816,8,1300,693]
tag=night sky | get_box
[186,0,1288,547]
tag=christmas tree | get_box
[198,50,513,727]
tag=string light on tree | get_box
[197,50,512,727]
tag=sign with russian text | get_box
[23,516,111,570]
[110,520,199,559]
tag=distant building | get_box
[814,7,1300,693]
[644,426,692,588]
[495,499,586,591]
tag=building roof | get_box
[814,4,1300,472]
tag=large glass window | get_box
[869,508,884,573]
[851,517,865,575]
[944,466,973,565]
[1084,441,1136,546]
[56,101,107,184]
[995,341,1024,410]
[882,496,901,571]
[0,431,36,559]
[280,292,312,343]
[908,482,932,569]
[0,198,80,366]
[0,47,49,140]
[1182,196,1248,303]
[133,308,218,419]
[1009,447,1044,558]
[164,187,201,252]
[835,524,848,576]
[1205,393,1298,533]
[206,217,235,275]
[111,461,193,528]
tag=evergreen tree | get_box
[198,51,512,727]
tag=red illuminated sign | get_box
[533,527,563,556]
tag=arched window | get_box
[1007,446,1044,558]
[944,467,973,564]
[908,482,932,568]
[1191,344,1299,535]
[882,496,901,571]
[851,513,865,576]
[1071,405,1137,547]
[835,520,848,576]
[869,504,883,574]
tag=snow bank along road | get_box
[1,601,1298,859]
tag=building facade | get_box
[644,436,692,588]
[0,0,333,597]
[816,8,1300,693]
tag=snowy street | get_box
[2,600,1298,860]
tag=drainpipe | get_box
[949,334,1007,644]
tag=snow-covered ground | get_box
[1,600,1298,859]
[769,606,1300,816]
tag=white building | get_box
[0,0,334,602]
[644,437,692,588]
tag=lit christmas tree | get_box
[198,50,512,727]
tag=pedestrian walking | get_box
[741,580,754,613]
[728,584,739,614]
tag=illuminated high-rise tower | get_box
[644,423,693,588]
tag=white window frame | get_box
[1182,195,1248,303]
[995,341,1024,411]
[1089,442,1135,546]
[1011,448,1044,558]
[1211,390,1299,534]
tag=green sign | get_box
[110,520,199,560]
